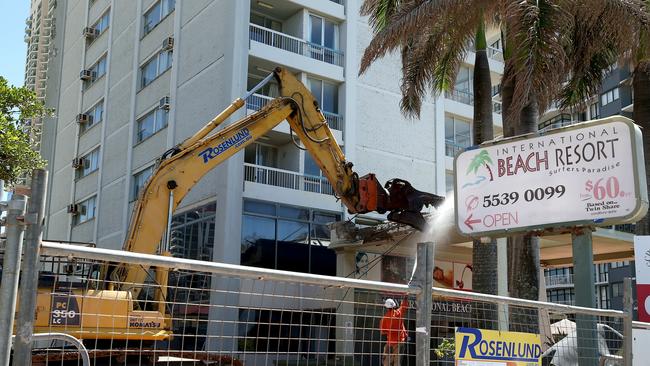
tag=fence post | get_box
[14,169,48,365]
[412,242,434,364]
[0,194,27,366]
[623,277,633,366]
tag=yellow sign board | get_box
[455,327,542,366]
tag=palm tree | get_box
[361,0,500,297]
[360,0,646,301]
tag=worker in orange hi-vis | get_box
[380,297,409,366]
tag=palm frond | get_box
[359,0,471,75]
[502,0,572,124]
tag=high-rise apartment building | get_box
[37,0,505,265]
[23,0,57,154]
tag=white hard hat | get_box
[384,298,397,309]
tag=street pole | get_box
[412,242,434,364]
[623,277,633,366]
[571,228,598,366]
[0,194,27,366]
[14,169,48,364]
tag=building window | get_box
[610,261,630,269]
[307,77,339,114]
[598,285,610,309]
[445,115,471,157]
[309,15,338,50]
[595,263,609,283]
[136,106,169,142]
[74,196,97,225]
[84,54,107,88]
[167,202,216,350]
[81,100,104,133]
[455,66,473,94]
[547,288,575,305]
[240,200,340,275]
[250,12,282,32]
[140,49,172,88]
[590,102,600,119]
[601,87,620,106]
[445,171,454,195]
[132,165,154,200]
[75,147,100,179]
[611,282,624,298]
[244,143,277,167]
[91,10,110,37]
[539,113,572,131]
[143,0,175,35]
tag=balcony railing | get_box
[245,93,343,131]
[487,46,503,61]
[246,93,273,111]
[493,100,502,114]
[249,24,344,67]
[244,163,335,196]
[445,89,474,105]
[545,274,573,287]
[445,140,467,157]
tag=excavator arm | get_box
[112,67,443,294]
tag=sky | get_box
[0,0,30,87]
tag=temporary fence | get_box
[0,241,639,366]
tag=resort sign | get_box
[454,116,648,237]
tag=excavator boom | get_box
[112,67,443,294]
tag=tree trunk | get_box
[508,97,541,302]
[634,60,650,235]
[471,19,498,299]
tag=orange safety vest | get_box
[380,300,408,345]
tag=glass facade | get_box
[445,115,471,156]
[167,202,216,350]
[240,199,340,275]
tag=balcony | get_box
[445,140,467,157]
[249,24,344,67]
[545,274,573,287]
[246,93,343,131]
[445,89,473,105]
[493,100,502,114]
[487,46,503,62]
[244,163,334,196]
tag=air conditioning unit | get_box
[159,96,171,111]
[72,157,85,169]
[79,69,95,81]
[82,26,99,39]
[76,113,90,124]
[162,37,174,51]
[67,204,80,215]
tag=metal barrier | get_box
[1,241,636,365]
[12,333,91,366]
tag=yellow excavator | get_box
[31,67,443,341]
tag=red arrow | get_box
[464,214,481,230]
